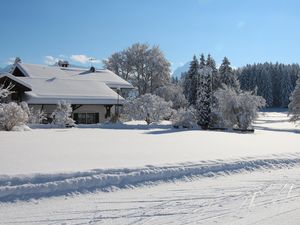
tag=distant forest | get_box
[237,63,300,108]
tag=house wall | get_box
[29,104,116,123]
[73,105,107,122]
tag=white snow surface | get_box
[1,167,300,224]
[0,111,299,202]
[1,110,300,224]
[1,111,299,174]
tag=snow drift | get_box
[1,154,300,202]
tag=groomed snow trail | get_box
[1,167,300,225]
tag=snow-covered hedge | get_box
[122,94,174,125]
[171,108,197,128]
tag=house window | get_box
[86,113,96,124]
[77,113,86,124]
[73,113,99,124]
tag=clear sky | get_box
[0,0,299,71]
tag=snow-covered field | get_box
[1,167,300,225]
[0,110,300,224]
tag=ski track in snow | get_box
[1,167,300,225]
[1,154,300,202]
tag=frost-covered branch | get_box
[0,83,14,100]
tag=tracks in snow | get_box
[1,153,300,202]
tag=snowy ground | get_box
[0,110,300,224]
[1,167,300,225]
[0,111,299,176]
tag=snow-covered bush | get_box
[171,108,197,128]
[20,102,46,124]
[289,74,300,123]
[28,108,46,124]
[0,102,28,131]
[154,84,188,109]
[213,85,266,129]
[51,101,75,127]
[122,93,173,125]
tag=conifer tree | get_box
[257,67,273,107]
[219,57,240,91]
[196,66,212,129]
[280,66,293,107]
[187,55,199,106]
[206,54,220,91]
[199,54,206,69]
[289,74,300,122]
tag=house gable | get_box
[11,64,28,77]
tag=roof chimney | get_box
[58,60,69,67]
[14,57,21,64]
[90,66,96,72]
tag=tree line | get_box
[237,63,300,107]
[2,43,300,130]
[104,43,265,130]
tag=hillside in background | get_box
[0,65,11,73]
[172,62,189,78]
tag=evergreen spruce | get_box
[219,57,240,91]
[187,55,199,106]
[289,74,300,122]
[206,54,219,91]
[199,54,206,69]
[196,66,212,129]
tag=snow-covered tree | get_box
[171,108,197,128]
[196,66,212,129]
[0,102,28,131]
[186,55,199,106]
[280,66,293,107]
[122,94,173,125]
[289,74,300,123]
[51,101,75,127]
[154,84,188,110]
[103,43,171,95]
[199,54,206,69]
[213,85,266,129]
[257,66,273,107]
[219,57,240,91]
[238,62,300,108]
[206,54,220,91]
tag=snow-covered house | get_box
[0,62,134,124]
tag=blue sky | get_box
[0,0,299,71]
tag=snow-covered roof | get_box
[18,77,124,105]
[62,67,134,89]
[12,63,134,89]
